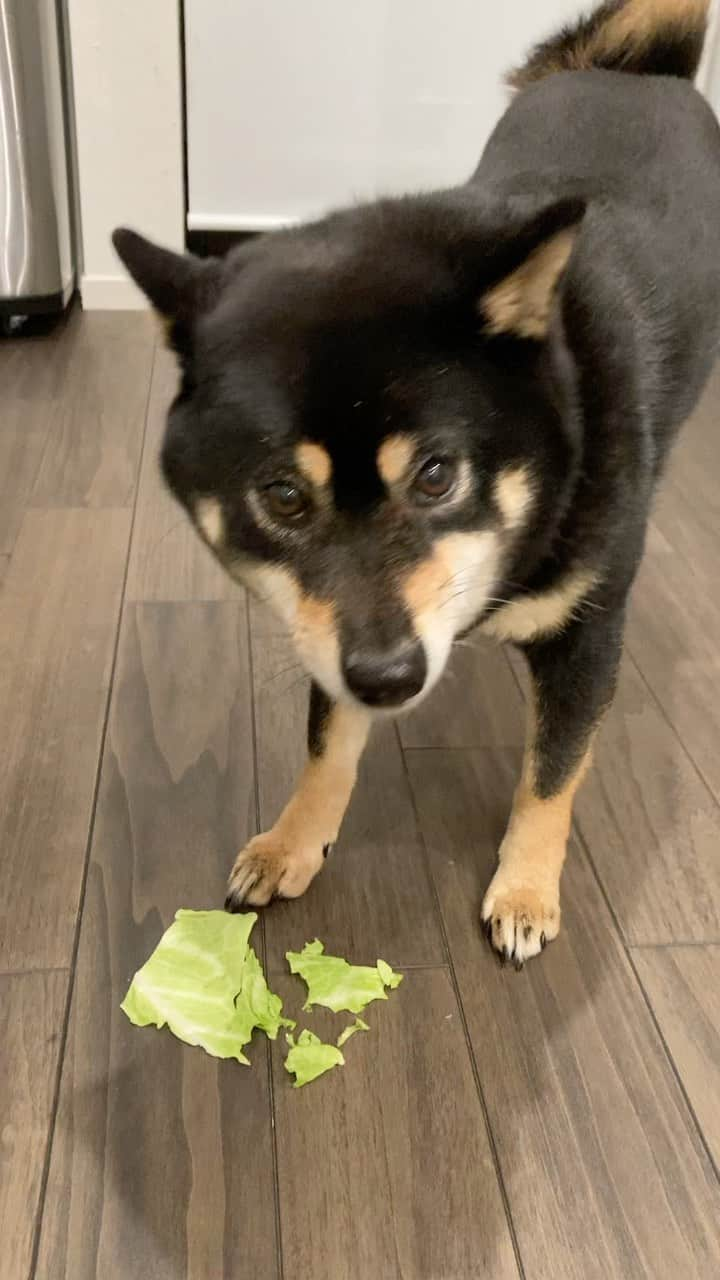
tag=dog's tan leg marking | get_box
[226,701,370,908]
[481,691,593,966]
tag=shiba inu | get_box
[114,0,720,966]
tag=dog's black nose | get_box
[343,642,427,708]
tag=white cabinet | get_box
[184,0,581,231]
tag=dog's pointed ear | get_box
[478,197,585,340]
[112,228,222,353]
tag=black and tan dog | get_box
[114,0,720,967]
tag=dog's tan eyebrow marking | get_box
[377,434,415,486]
[195,497,224,547]
[495,465,534,530]
[295,442,332,488]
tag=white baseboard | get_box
[79,273,149,310]
[186,211,300,233]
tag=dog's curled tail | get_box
[508,0,710,91]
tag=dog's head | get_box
[114,192,584,710]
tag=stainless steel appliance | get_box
[0,0,75,317]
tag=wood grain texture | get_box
[30,313,155,509]
[271,969,520,1280]
[625,523,720,803]
[407,749,720,1280]
[0,312,81,553]
[0,970,68,1280]
[36,602,279,1280]
[633,945,720,1169]
[574,656,720,944]
[125,344,237,601]
[399,632,525,748]
[249,598,446,972]
[0,509,131,972]
[651,362,720,571]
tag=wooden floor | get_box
[1,307,719,1280]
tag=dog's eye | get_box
[414,457,457,501]
[265,481,307,520]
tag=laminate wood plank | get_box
[0,970,68,1280]
[407,749,720,1279]
[36,602,279,1280]
[271,969,520,1280]
[625,525,720,802]
[633,944,720,1169]
[30,313,155,509]
[0,554,8,587]
[0,308,77,403]
[573,656,720,944]
[399,632,525,748]
[249,598,446,971]
[125,343,237,601]
[0,509,131,972]
[651,362,720,570]
[0,314,81,554]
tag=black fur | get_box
[307,682,332,758]
[113,1,720,802]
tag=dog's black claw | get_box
[483,917,493,942]
[514,958,524,973]
[322,842,333,860]
[225,894,242,913]
[523,924,532,941]
[540,931,547,950]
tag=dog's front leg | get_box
[226,684,371,910]
[482,610,624,966]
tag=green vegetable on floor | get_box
[121,912,403,1087]
[284,1029,345,1087]
[121,909,293,1063]
[286,939,403,1014]
[336,1016,369,1048]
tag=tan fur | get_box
[293,593,343,702]
[587,0,707,60]
[295,441,332,488]
[156,313,175,347]
[481,567,597,644]
[195,497,224,547]
[402,549,451,621]
[482,228,577,339]
[494,465,534,530]
[232,560,346,699]
[402,529,501,693]
[482,741,593,963]
[510,0,709,87]
[227,701,370,904]
[377,434,415,486]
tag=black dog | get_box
[114,0,720,966]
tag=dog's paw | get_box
[481,871,560,969]
[225,831,325,911]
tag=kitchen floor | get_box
[1,307,719,1280]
